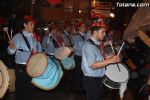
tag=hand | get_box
[9,41,15,49]
[105,53,114,60]
[109,55,120,64]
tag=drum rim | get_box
[105,63,130,83]
[0,60,9,98]
[103,79,120,89]
[54,47,72,60]
[26,52,48,77]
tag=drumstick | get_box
[117,42,125,56]
[110,41,121,72]
[109,41,115,54]
[3,27,13,43]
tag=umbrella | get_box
[123,0,150,43]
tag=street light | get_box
[110,13,115,18]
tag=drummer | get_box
[71,21,86,94]
[42,24,58,55]
[62,21,72,46]
[81,21,120,100]
[7,15,42,100]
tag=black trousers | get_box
[83,76,103,100]
[74,55,84,93]
[15,64,34,100]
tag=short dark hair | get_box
[90,26,103,34]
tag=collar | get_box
[90,36,100,45]
[64,30,69,35]
[79,31,85,36]
[22,30,33,37]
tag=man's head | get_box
[91,26,106,41]
[23,15,36,33]
[64,21,72,33]
[77,22,86,33]
[49,24,57,35]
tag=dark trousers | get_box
[83,76,103,100]
[15,64,34,100]
[74,55,84,93]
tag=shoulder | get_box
[82,42,95,52]
[12,33,22,40]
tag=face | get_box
[66,26,72,33]
[78,24,86,33]
[51,29,57,35]
[24,21,34,33]
[97,28,106,41]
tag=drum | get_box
[54,47,73,60]
[8,69,15,92]
[55,47,75,70]
[31,56,63,90]
[0,60,9,98]
[60,55,75,70]
[103,63,129,89]
[27,53,48,77]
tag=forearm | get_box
[91,59,112,70]
[7,46,17,55]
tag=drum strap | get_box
[49,36,59,48]
[78,33,85,40]
[88,39,105,59]
[20,32,31,51]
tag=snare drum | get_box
[103,63,129,89]
[31,56,63,90]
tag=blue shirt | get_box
[71,32,85,56]
[62,30,70,46]
[7,31,42,64]
[42,34,57,55]
[81,37,105,77]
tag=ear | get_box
[23,23,27,27]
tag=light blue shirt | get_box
[7,31,42,64]
[42,34,57,55]
[81,37,105,77]
[85,31,91,41]
[71,32,85,56]
[62,30,70,46]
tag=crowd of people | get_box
[0,15,149,100]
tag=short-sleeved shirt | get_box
[81,37,105,77]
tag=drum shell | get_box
[60,55,75,70]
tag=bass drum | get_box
[31,56,63,90]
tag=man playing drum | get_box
[7,15,42,100]
[81,21,120,100]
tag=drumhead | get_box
[0,60,9,98]
[105,63,129,83]
[27,53,48,77]
[54,47,72,60]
